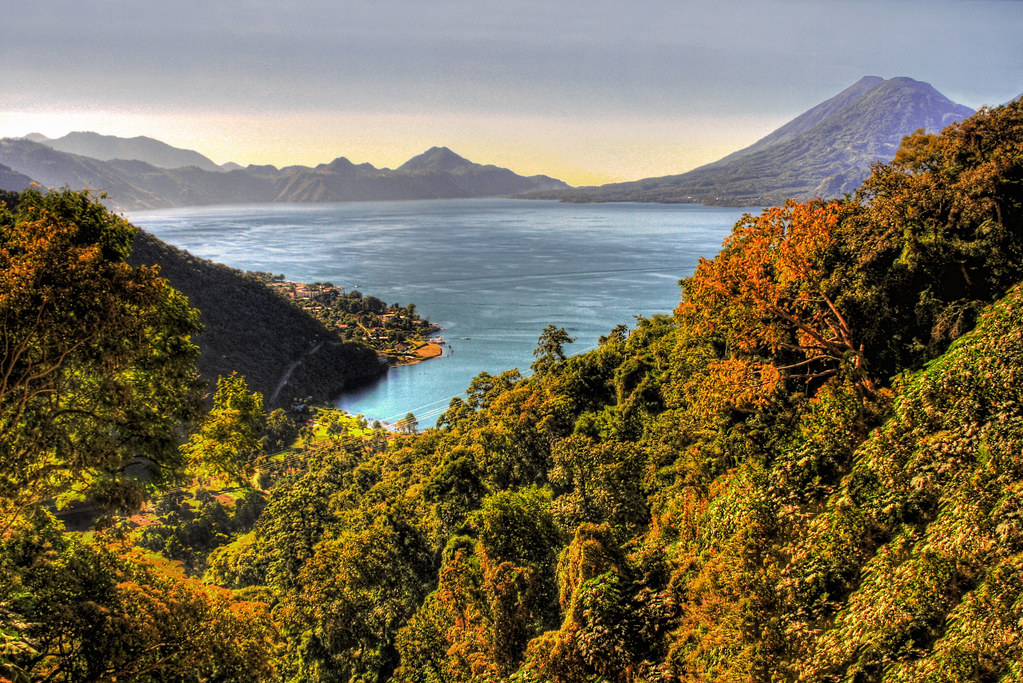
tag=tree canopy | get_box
[4,99,1023,681]
[0,189,278,681]
[0,189,203,531]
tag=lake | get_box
[130,199,749,425]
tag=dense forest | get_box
[1,97,1022,682]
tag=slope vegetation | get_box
[129,232,385,407]
[3,99,1023,682]
[189,98,1023,679]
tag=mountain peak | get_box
[855,76,974,132]
[870,76,945,98]
[531,75,974,206]
[712,76,887,163]
[322,156,355,170]
[31,131,224,173]
[398,147,475,173]
[853,75,886,88]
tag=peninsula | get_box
[250,272,444,365]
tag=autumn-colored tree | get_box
[678,199,869,398]
[521,523,638,682]
[395,538,494,682]
[0,513,279,682]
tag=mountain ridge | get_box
[529,76,976,206]
[26,131,226,173]
[0,162,33,193]
[1,77,982,210]
[0,139,570,211]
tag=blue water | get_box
[130,199,748,425]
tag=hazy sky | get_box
[2,0,1021,185]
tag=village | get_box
[249,272,444,365]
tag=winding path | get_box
[269,341,324,405]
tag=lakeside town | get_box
[248,271,444,365]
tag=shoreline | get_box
[392,340,444,366]
[387,333,446,366]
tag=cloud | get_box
[5,0,1020,117]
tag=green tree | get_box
[475,486,562,672]
[549,435,647,536]
[397,411,419,434]
[288,513,434,681]
[182,373,266,482]
[0,189,20,211]
[531,325,575,375]
[421,449,487,536]
[264,407,298,452]
[0,189,203,531]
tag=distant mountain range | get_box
[0,77,990,209]
[0,139,569,211]
[0,162,33,192]
[25,131,227,172]
[528,76,976,206]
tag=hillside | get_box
[4,98,1023,682]
[0,138,172,209]
[184,97,1023,678]
[0,138,569,211]
[129,231,386,407]
[531,76,975,206]
[0,162,32,192]
[27,131,226,172]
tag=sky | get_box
[1,0,1021,186]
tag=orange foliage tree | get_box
[677,199,871,401]
[0,518,278,682]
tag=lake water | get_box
[130,199,748,425]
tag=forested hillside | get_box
[128,233,386,407]
[1,98,1022,682]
